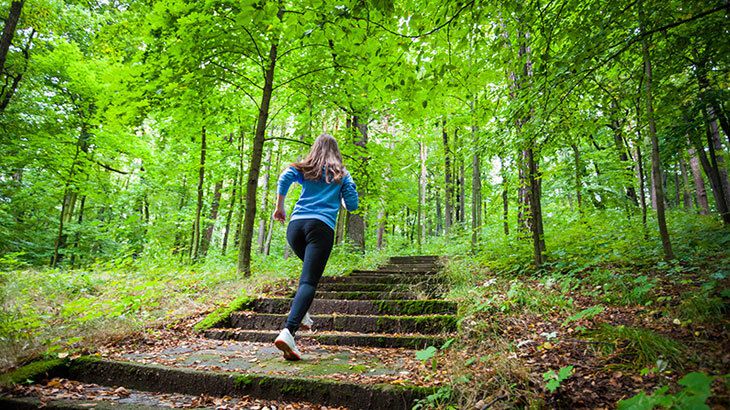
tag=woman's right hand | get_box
[273,207,286,224]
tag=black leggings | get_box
[285,218,334,335]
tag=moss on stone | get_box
[194,293,255,332]
[70,355,102,365]
[233,374,257,388]
[0,359,65,387]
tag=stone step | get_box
[229,312,457,334]
[321,274,444,284]
[378,264,441,271]
[314,291,419,300]
[317,282,414,292]
[0,396,160,409]
[37,358,432,410]
[389,256,440,263]
[249,298,457,316]
[204,328,449,349]
[349,269,438,276]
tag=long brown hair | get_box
[292,133,346,183]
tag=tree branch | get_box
[352,0,476,39]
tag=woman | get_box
[273,133,359,361]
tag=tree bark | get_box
[346,115,367,251]
[678,158,692,209]
[0,1,24,75]
[442,120,453,233]
[419,141,428,248]
[571,144,583,213]
[435,187,442,235]
[221,169,238,255]
[610,113,639,206]
[471,126,481,249]
[51,126,88,267]
[237,14,282,276]
[257,144,274,253]
[191,126,206,261]
[376,210,386,249]
[640,10,674,259]
[335,205,346,244]
[201,179,222,257]
[526,148,546,267]
[691,132,729,222]
[687,147,710,215]
[500,156,509,236]
[233,127,246,249]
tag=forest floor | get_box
[440,255,730,408]
[1,246,729,409]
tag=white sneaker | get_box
[301,312,314,331]
[285,311,314,331]
[274,328,302,361]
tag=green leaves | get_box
[415,345,437,361]
[617,372,716,410]
[542,365,574,393]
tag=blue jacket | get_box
[277,166,359,230]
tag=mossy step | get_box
[249,298,457,316]
[0,396,161,409]
[204,328,449,349]
[349,269,439,276]
[315,291,419,300]
[322,275,445,284]
[389,256,440,262]
[229,312,457,334]
[45,358,432,410]
[378,264,441,271]
[317,282,415,291]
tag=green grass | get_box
[585,324,687,370]
[676,290,727,323]
[0,244,388,371]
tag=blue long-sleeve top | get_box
[277,166,359,230]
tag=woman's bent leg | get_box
[285,220,334,335]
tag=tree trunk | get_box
[233,127,246,249]
[221,170,238,254]
[526,148,546,267]
[263,142,282,255]
[377,210,386,249]
[201,179,222,257]
[257,144,274,253]
[237,16,282,276]
[51,127,88,267]
[687,147,710,215]
[192,126,206,261]
[0,1,24,75]
[471,127,481,249]
[442,120,453,233]
[335,205,346,244]
[500,156,509,236]
[678,158,692,209]
[691,131,729,222]
[640,10,674,259]
[517,149,531,234]
[435,188,442,235]
[419,141,427,248]
[611,115,639,206]
[707,116,730,212]
[345,115,367,251]
[571,144,583,213]
[635,132,648,232]
[70,195,86,268]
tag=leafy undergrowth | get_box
[415,216,730,409]
[0,246,386,372]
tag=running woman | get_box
[273,133,359,361]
